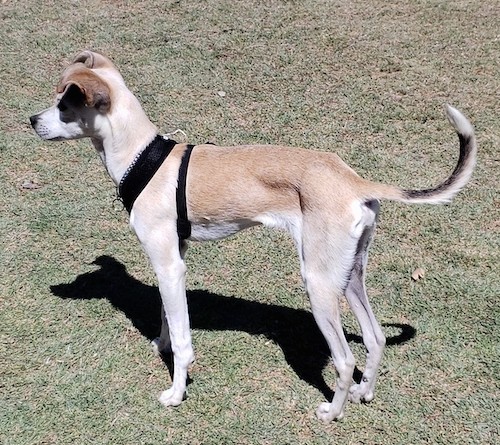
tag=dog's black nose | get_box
[29,115,38,127]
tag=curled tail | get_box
[367,105,477,205]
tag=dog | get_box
[30,51,476,422]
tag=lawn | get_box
[1,1,498,444]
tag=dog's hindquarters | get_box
[311,105,476,418]
[297,163,383,421]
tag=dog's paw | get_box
[158,387,185,407]
[151,337,171,357]
[348,383,374,404]
[151,338,162,356]
[315,402,344,423]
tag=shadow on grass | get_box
[50,255,416,400]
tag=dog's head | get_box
[30,51,121,141]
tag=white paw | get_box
[151,338,161,356]
[348,383,374,404]
[315,402,344,423]
[151,337,171,356]
[158,387,184,407]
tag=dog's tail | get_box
[365,105,477,205]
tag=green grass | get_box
[1,0,499,444]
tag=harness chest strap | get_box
[117,135,194,240]
[176,144,194,240]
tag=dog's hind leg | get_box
[344,200,386,404]
[300,214,361,421]
[307,281,355,422]
[302,246,357,421]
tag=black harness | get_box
[117,135,194,240]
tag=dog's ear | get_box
[72,50,115,70]
[59,73,111,113]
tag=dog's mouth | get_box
[34,131,64,141]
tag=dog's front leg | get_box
[156,255,194,407]
[151,241,188,357]
[142,233,194,407]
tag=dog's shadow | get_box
[50,255,415,400]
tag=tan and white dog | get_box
[30,51,476,422]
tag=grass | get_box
[1,0,499,443]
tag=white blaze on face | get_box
[31,105,87,140]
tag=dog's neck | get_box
[90,94,158,186]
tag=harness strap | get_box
[117,136,194,240]
[176,144,195,240]
[118,135,176,213]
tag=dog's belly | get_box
[190,219,258,241]
[189,211,302,243]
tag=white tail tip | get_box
[445,104,474,137]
